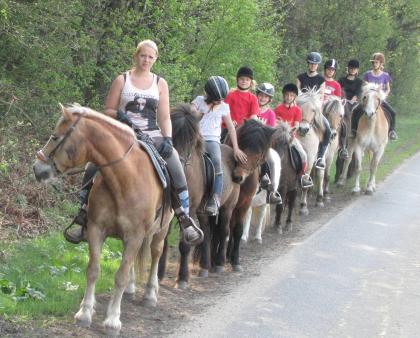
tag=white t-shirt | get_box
[192,96,230,143]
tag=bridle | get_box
[36,112,135,176]
[361,89,381,117]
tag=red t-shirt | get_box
[274,104,302,127]
[224,89,259,126]
[324,80,342,98]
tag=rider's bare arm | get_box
[105,75,125,118]
[156,78,172,138]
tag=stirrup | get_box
[338,148,349,160]
[63,220,86,244]
[315,158,325,170]
[178,214,204,245]
[205,196,220,216]
[301,174,314,188]
[267,191,282,205]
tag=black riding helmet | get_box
[307,52,322,64]
[236,66,254,79]
[347,59,360,68]
[282,83,299,96]
[256,83,275,97]
[324,59,338,70]
[204,76,229,102]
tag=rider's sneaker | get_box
[260,173,271,190]
[301,173,314,188]
[74,207,88,227]
[268,191,282,204]
[389,130,398,140]
[315,157,326,170]
[178,214,204,245]
[205,196,219,215]
[64,207,87,244]
[338,148,349,160]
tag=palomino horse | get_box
[337,83,389,194]
[319,96,344,202]
[296,88,325,214]
[272,121,299,233]
[33,105,172,335]
[241,148,281,244]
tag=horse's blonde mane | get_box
[360,83,386,102]
[65,104,135,141]
[297,88,324,131]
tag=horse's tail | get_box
[135,234,152,284]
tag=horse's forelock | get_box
[273,121,292,147]
[170,103,204,154]
[237,119,274,154]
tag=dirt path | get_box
[2,187,357,338]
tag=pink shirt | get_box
[258,108,276,127]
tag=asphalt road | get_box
[174,152,420,338]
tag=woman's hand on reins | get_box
[233,147,247,164]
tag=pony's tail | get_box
[135,234,152,284]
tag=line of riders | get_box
[64,40,398,247]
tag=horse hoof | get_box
[103,318,122,337]
[176,281,188,290]
[240,238,248,245]
[142,297,157,307]
[352,190,360,195]
[215,265,224,273]
[299,208,309,216]
[365,189,374,195]
[198,269,209,278]
[232,265,242,272]
[255,238,262,244]
[336,180,345,187]
[316,201,324,207]
[104,326,121,337]
[74,311,92,328]
[285,222,293,232]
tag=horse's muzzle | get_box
[232,174,244,184]
[298,126,309,136]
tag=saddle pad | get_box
[138,140,168,189]
[289,145,302,173]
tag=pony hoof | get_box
[274,226,283,235]
[299,208,309,216]
[352,190,361,195]
[365,189,374,195]
[336,180,345,187]
[285,222,293,232]
[103,318,121,337]
[316,201,324,207]
[176,281,188,290]
[232,265,242,272]
[142,297,157,307]
[74,311,92,328]
[215,265,224,273]
[255,238,262,244]
[240,238,248,245]
[198,269,209,278]
[104,326,121,337]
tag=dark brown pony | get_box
[215,119,276,272]
[157,104,208,289]
[272,121,299,233]
[33,105,172,335]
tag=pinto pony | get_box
[337,83,389,194]
[33,105,173,335]
[296,88,325,214]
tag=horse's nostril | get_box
[232,175,243,184]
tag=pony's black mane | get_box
[170,103,204,155]
[237,119,275,155]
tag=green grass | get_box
[0,113,418,321]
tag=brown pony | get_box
[296,88,325,214]
[337,83,389,194]
[320,96,344,202]
[272,121,299,233]
[33,105,172,335]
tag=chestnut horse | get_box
[337,83,389,194]
[33,105,172,335]
[319,96,344,202]
[272,121,299,233]
[296,88,325,214]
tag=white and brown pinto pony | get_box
[296,88,325,214]
[320,95,344,201]
[33,105,173,335]
[337,83,389,194]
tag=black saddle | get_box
[289,145,303,173]
[200,152,215,210]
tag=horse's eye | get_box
[51,135,59,141]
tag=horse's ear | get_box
[59,103,71,120]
